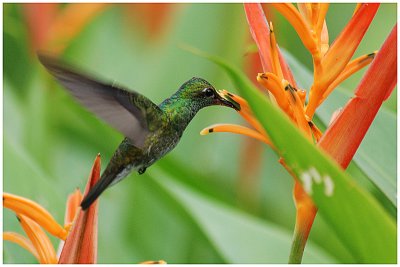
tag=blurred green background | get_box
[3,3,396,263]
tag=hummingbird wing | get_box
[38,54,163,148]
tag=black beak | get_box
[216,90,241,111]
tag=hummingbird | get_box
[38,54,240,210]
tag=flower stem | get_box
[289,227,306,264]
[289,181,317,264]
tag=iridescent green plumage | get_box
[38,54,239,210]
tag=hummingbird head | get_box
[178,77,240,111]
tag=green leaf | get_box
[203,53,396,263]
[149,168,336,263]
[283,50,397,207]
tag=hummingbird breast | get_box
[103,126,182,187]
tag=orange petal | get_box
[308,121,323,142]
[284,84,312,137]
[218,90,266,135]
[315,4,329,43]
[18,214,58,264]
[297,3,312,26]
[319,24,397,168]
[306,4,379,118]
[22,4,58,52]
[320,52,377,106]
[310,3,319,27]
[257,72,290,113]
[201,123,272,146]
[270,3,317,54]
[64,188,83,226]
[3,231,40,261]
[320,20,329,56]
[319,3,379,88]
[269,22,284,80]
[217,92,267,136]
[3,193,68,240]
[124,4,173,39]
[46,4,108,54]
[240,111,267,137]
[58,154,101,264]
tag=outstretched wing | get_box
[38,54,164,148]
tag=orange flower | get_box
[3,155,101,264]
[201,3,390,263]
[4,154,168,264]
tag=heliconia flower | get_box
[201,3,393,263]
[3,154,101,264]
[58,154,101,264]
[244,4,297,86]
[319,25,397,169]
[124,3,174,40]
[21,3,107,54]
[208,2,381,145]
[21,3,173,55]
[306,3,380,117]
[17,214,58,264]
[3,232,40,260]
[3,192,68,240]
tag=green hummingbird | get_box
[38,54,240,210]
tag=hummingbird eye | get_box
[203,88,215,98]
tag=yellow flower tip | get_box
[298,89,307,105]
[257,72,267,81]
[320,43,329,56]
[269,21,274,32]
[140,260,167,264]
[64,222,73,232]
[281,79,290,89]
[367,50,377,59]
[200,127,213,135]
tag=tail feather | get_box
[81,173,115,210]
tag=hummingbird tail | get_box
[81,173,114,210]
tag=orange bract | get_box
[3,155,101,264]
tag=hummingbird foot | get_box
[138,167,147,175]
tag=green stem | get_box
[288,210,317,264]
[289,225,307,263]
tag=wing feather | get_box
[38,54,163,148]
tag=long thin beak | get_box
[216,90,241,111]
